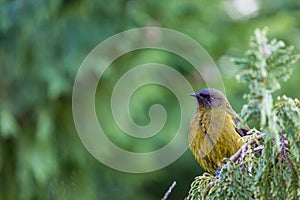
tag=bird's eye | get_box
[208,97,214,101]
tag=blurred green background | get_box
[1,0,300,199]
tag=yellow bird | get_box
[189,88,249,173]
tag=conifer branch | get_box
[186,28,300,200]
[230,133,266,162]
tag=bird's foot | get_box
[215,168,221,176]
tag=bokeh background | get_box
[1,0,300,199]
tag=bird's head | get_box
[190,88,230,109]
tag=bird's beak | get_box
[189,92,198,97]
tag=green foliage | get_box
[1,0,300,199]
[235,28,300,129]
[187,29,300,199]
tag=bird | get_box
[189,88,249,173]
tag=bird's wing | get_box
[233,116,250,137]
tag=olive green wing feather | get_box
[233,115,250,137]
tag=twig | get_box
[253,145,264,153]
[280,133,293,168]
[230,133,266,162]
[161,181,176,200]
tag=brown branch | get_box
[161,181,176,200]
[230,133,266,162]
[279,133,293,168]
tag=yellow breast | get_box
[189,108,244,173]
